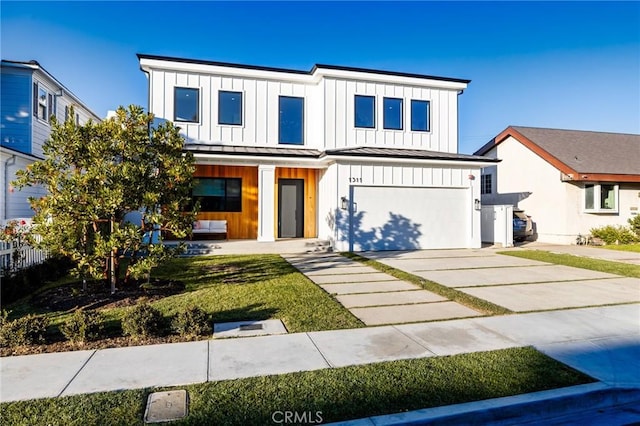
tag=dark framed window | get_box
[411,100,430,132]
[174,87,199,123]
[481,174,492,195]
[48,93,54,123]
[33,82,38,117]
[37,86,48,121]
[218,91,243,125]
[65,105,69,122]
[279,96,304,145]
[193,178,242,212]
[383,97,403,130]
[354,95,375,128]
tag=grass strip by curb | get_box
[499,250,640,279]
[0,347,594,425]
[340,252,512,316]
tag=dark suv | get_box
[513,210,533,242]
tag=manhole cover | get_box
[144,390,188,423]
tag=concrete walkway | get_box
[517,241,640,265]
[1,304,638,403]
[282,253,481,325]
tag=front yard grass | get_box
[0,346,594,425]
[2,255,362,354]
[598,244,640,253]
[500,250,640,278]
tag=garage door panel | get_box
[351,186,468,251]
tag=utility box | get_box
[481,205,514,247]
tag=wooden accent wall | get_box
[194,165,258,239]
[275,168,318,238]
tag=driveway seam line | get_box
[391,325,437,355]
[57,349,97,397]
[305,332,334,368]
[452,277,627,289]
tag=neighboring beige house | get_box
[474,126,640,244]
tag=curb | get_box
[327,383,640,425]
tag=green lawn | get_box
[499,250,640,278]
[0,347,594,426]
[341,252,511,316]
[599,244,640,253]
[4,255,363,343]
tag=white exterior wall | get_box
[32,70,97,158]
[482,136,640,244]
[1,149,45,221]
[323,78,459,152]
[319,161,482,251]
[142,59,466,152]
[149,70,321,147]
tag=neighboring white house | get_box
[138,54,498,251]
[1,59,101,221]
[474,126,640,245]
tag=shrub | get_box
[590,225,639,245]
[60,309,104,344]
[1,255,74,305]
[629,215,640,238]
[172,306,211,338]
[0,311,49,348]
[121,303,163,339]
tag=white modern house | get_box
[1,59,101,221]
[475,126,640,244]
[138,54,498,251]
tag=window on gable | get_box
[383,97,403,130]
[174,87,199,123]
[279,96,304,145]
[481,174,492,195]
[218,91,243,125]
[584,183,618,213]
[65,105,70,122]
[192,178,242,212]
[354,95,375,128]
[36,86,49,121]
[411,100,430,132]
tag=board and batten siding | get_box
[323,78,459,153]
[149,70,321,147]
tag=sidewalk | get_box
[2,304,638,403]
[515,242,640,265]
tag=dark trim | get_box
[383,97,403,131]
[354,95,376,129]
[410,99,430,132]
[137,53,471,84]
[323,148,500,163]
[278,96,305,145]
[174,87,200,123]
[218,90,243,126]
[184,144,322,158]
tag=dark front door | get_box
[278,179,304,238]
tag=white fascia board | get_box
[312,69,468,90]
[325,155,494,168]
[139,58,314,85]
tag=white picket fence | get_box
[0,238,47,276]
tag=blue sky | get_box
[2,1,639,154]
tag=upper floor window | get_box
[174,87,199,123]
[354,95,375,128]
[411,100,430,132]
[218,91,243,125]
[33,83,50,122]
[383,97,403,130]
[584,183,618,213]
[279,96,304,145]
[481,174,492,195]
[193,177,242,212]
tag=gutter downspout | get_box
[4,155,16,220]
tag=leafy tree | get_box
[13,105,196,293]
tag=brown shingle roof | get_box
[475,126,640,182]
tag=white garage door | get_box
[350,186,469,251]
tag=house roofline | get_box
[136,53,471,85]
[1,59,102,121]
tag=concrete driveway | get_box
[364,249,640,312]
